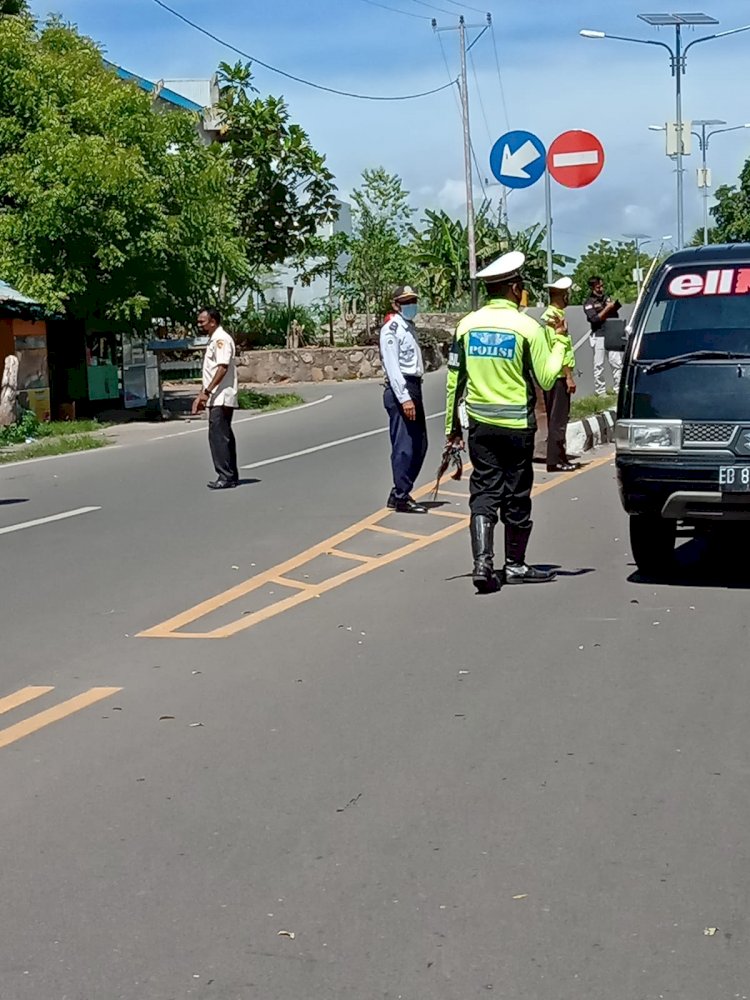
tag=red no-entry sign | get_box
[547,130,605,188]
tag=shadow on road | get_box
[628,527,750,590]
[0,498,29,506]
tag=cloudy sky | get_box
[28,0,750,259]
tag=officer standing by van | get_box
[380,285,428,513]
[445,252,569,592]
[542,276,577,472]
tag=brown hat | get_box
[392,285,418,302]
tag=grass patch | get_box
[570,392,618,421]
[237,389,305,411]
[35,419,111,438]
[0,434,107,464]
[0,412,110,445]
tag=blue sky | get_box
[28,0,750,260]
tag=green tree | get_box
[0,15,247,326]
[0,0,28,15]
[411,203,569,310]
[570,240,648,305]
[690,226,721,246]
[298,231,350,345]
[215,61,338,303]
[709,162,750,242]
[345,167,414,330]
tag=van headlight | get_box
[615,420,682,453]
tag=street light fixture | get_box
[623,232,650,294]
[579,12,750,250]
[649,120,750,244]
[692,121,750,244]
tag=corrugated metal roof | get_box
[0,280,39,306]
[104,62,204,112]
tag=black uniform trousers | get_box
[208,405,239,483]
[468,419,535,564]
[543,377,570,467]
[383,376,428,500]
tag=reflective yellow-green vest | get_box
[445,298,567,434]
[541,303,575,370]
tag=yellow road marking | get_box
[139,451,613,640]
[433,488,469,499]
[366,524,426,541]
[271,576,318,591]
[0,687,122,750]
[327,548,376,563]
[0,686,54,715]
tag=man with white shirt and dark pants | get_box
[192,307,240,490]
[379,285,428,513]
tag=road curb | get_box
[566,408,616,456]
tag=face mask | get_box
[400,303,418,321]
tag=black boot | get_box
[504,524,556,584]
[470,515,497,593]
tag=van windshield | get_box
[638,264,750,361]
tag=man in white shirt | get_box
[379,285,428,513]
[192,307,240,490]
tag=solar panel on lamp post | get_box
[580,13,750,250]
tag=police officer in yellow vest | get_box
[445,251,569,592]
[541,276,577,472]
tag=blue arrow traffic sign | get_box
[489,130,547,189]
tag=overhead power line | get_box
[151,0,457,101]
[490,21,510,132]
[441,0,491,13]
[409,0,468,14]
[358,0,430,20]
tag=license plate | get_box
[719,465,750,492]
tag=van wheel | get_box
[629,515,676,578]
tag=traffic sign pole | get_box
[544,169,554,287]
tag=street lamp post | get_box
[580,13,750,250]
[693,121,750,244]
[650,120,750,244]
[622,232,650,295]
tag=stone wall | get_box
[236,343,443,384]
[336,312,459,345]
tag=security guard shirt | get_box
[445,297,567,435]
[541,304,575,371]
[202,325,238,408]
[379,313,424,404]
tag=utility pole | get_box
[434,15,490,310]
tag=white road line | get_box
[0,506,101,536]
[241,411,445,471]
[552,150,599,168]
[149,393,333,441]
[574,331,591,350]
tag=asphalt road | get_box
[1,374,749,999]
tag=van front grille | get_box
[683,422,736,447]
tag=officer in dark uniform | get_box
[380,285,428,513]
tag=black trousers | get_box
[208,405,239,483]
[383,377,428,499]
[468,420,535,564]
[543,378,570,467]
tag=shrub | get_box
[236,302,320,349]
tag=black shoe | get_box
[470,514,498,593]
[546,462,577,472]
[207,479,237,490]
[388,492,417,509]
[504,562,556,584]
[393,497,427,513]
